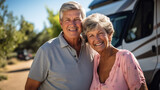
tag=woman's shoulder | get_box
[116,49,136,63]
[117,49,138,65]
[117,49,132,57]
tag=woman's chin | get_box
[96,49,104,54]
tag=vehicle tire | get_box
[149,70,160,90]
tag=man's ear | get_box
[59,19,63,27]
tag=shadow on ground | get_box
[7,68,30,73]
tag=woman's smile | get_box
[94,42,104,46]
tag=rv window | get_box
[109,11,131,47]
[125,0,154,42]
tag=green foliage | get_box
[15,16,36,51]
[30,29,52,52]
[0,0,23,62]
[0,0,35,63]
[46,7,62,38]
[27,7,62,52]
[0,59,7,68]
[15,7,62,53]
[19,16,34,36]
[0,74,8,81]
[0,0,63,61]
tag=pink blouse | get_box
[90,49,146,90]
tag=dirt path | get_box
[0,60,33,90]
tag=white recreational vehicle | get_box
[87,0,160,89]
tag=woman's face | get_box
[87,26,111,53]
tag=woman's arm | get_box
[139,83,148,90]
[121,50,148,90]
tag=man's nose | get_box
[69,20,76,26]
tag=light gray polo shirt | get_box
[28,32,93,90]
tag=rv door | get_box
[121,0,155,84]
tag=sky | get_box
[4,0,93,33]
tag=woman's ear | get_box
[108,33,113,43]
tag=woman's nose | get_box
[95,35,100,41]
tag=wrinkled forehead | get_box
[89,24,105,31]
[87,25,106,34]
[62,10,82,19]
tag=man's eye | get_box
[75,19,80,21]
[88,35,94,38]
[65,19,70,22]
[74,19,81,22]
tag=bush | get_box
[0,75,7,81]
[0,59,7,68]
[7,58,18,65]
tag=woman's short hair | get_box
[59,1,86,20]
[82,13,114,41]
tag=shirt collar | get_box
[59,32,85,48]
[59,32,68,48]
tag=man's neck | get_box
[70,39,81,57]
[63,35,82,56]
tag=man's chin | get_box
[64,34,80,40]
[70,35,80,39]
[70,33,80,37]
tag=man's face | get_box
[60,10,82,41]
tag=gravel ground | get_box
[0,60,33,90]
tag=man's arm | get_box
[25,78,41,90]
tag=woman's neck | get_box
[99,45,118,59]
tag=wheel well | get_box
[148,70,160,90]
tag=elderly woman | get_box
[82,13,148,90]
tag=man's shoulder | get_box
[41,37,60,49]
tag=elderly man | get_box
[25,1,93,90]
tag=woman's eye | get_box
[99,32,104,35]
[88,35,93,38]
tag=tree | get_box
[15,16,36,51]
[0,0,24,67]
[30,28,51,52]
[28,7,62,52]
[46,7,62,38]
[20,7,62,53]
